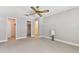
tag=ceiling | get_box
[0,6,78,17]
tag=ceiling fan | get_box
[25,6,49,17]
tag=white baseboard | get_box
[0,36,26,43]
[31,35,35,38]
[55,38,79,47]
[40,35,79,47]
[0,40,8,43]
[16,36,26,40]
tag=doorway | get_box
[27,21,31,37]
[34,19,39,38]
[8,18,16,41]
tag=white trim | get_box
[0,40,8,43]
[31,35,35,38]
[55,38,79,47]
[40,35,79,47]
[16,36,26,40]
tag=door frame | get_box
[7,18,16,40]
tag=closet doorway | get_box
[27,21,31,37]
[8,18,16,41]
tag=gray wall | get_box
[0,17,7,41]
[39,17,46,36]
[16,16,27,38]
[44,7,79,44]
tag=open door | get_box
[8,18,16,41]
[27,21,31,37]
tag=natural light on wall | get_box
[34,19,39,39]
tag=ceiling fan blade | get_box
[36,6,39,9]
[37,10,49,13]
[43,10,49,12]
[31,7,37,12]
[37,13,42,17]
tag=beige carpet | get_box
[0,38,79,53]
